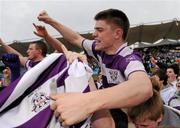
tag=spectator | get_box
[1,53,21,82]
[168,74,180,110]
[152,69,168,90]
[37,8,152,127]
[1,67,11,87]
[160,64,179,104]
[166,64,179,89]
[150,56,167,72]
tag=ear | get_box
[38,49,42,54]
[156,113,163,124]
[114,28,123,39]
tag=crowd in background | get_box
[137,46,180,76]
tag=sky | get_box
[0,0,180,44]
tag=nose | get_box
[92,31,97,38]
[27,49,29,54]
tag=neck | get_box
[168,78,176,83]
[32,56,44,62]
[105,40,124,55]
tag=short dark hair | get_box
[30,41,47,57]
[94,8,130,40]
[167,64,179,75]
[154,69,168,86]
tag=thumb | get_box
[33,31,41,37]
[50,93,67,100]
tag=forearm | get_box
[91,109,115,128]
[89,78,115,128]
[48,19,84,48]
[1,43,22,57]
[87,73,153,111]
[44,34,68,53]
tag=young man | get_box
[161,64,179,105]
[166,64,179,88]
[38,9,152,127]
[0,38,47,70]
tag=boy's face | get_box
[27,44,41,60]
[93,20,123,53]
[166,68,176,81]
[133,117,161,128]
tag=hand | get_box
[0,38,5,45]
[50,92,93,126]
[38,10,54,24]
[2,67,11,78]
[150,57,157,65]
[65,51,88,64]
[33,23,48,38]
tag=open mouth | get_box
[177,84,180,88]
[96,40,101,44]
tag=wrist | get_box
[86,90,105,113]
[44,33,50,40]
[51,19,63,29]
[49,19,59,26]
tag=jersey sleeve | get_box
[82,39,97,58]
[120,54,146,79]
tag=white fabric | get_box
[160,86,176,105]
[65,59,93,92]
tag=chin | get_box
[95,46,103,51]
[28,56,32,60]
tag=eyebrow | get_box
[94,27,103,30]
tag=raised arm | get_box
[33,23,68,54]
[33,23,88,64]
[37,10,84,48]
[0,38,27,66]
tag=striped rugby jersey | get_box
[82,39,146,89]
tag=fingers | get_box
[53,105,65,124]
[0,38,4,44]
[65,51,87,64]
[33,23,37,28]
[49,93,65,110]
[33,23,45,30]
[54,109,60,117]
[51,102,66,126]
[78,54,88,64]
[33,31,39,36]
[50,101,57,110]
[58,114,64,123]
[50,95,57,110]
[38,10,48,21]
[39,10,47,16]
[33,23,47,37]
[50,93,59,100]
